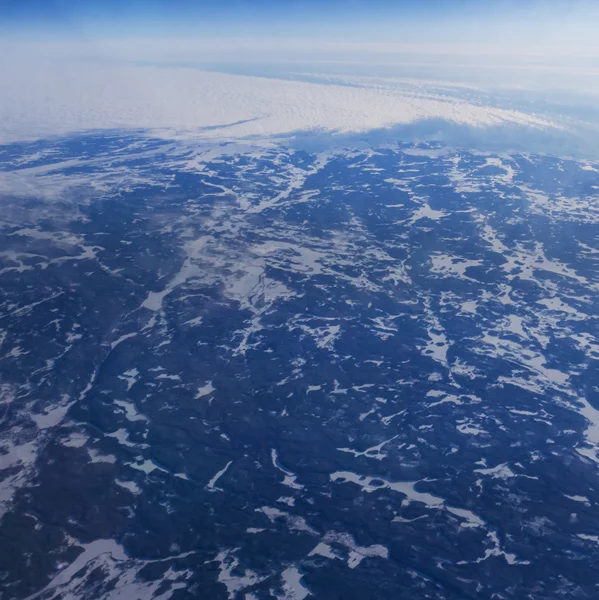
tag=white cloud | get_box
[0,60,555,144]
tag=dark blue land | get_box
[0,134,599,599]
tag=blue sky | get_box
[2,0,599,70]
[2,0,597,43]
[3,0,467,39]
[0,0,503,28]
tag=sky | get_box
[2,0,599,59]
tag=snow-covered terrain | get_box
[1,133,599,599]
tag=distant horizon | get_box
[3,0,599,61]
[1,0,599,154]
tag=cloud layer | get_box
[0,61,555,144]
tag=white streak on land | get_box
[271,449,304,490]
[22,540,127,600]
[213,550,265,599]
[0,368,99,516]
[207,460,233,492]
[196,381,215,399]
[255,507,318,536]
[577,397,599,444]
[510,408,539,417]
[308,543,341,560]
[476,327,599,455]
[30,394,75,429]
[430,254,483,280]
[310,532,388,569]
[117,369,139,392]
[575,396,599,463]
[578,534,599,545]
[381,409,407,425]
[22,537,196,600]
[115,479,141,495]
[247,154,330,214]
[114,398,147,422]
[459,531,530,566]
[183,316,203,326]
[128,458,167,474]
[420,298,451,367]
[110,332,138,349]
[141,237,209,312]
[331,471,484,528]
[278,567,311,600]
[565,494,590,503]
[474,462,538,481]
[337,435,398,460]
[0,439,38,518]
[22,535,199,600]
